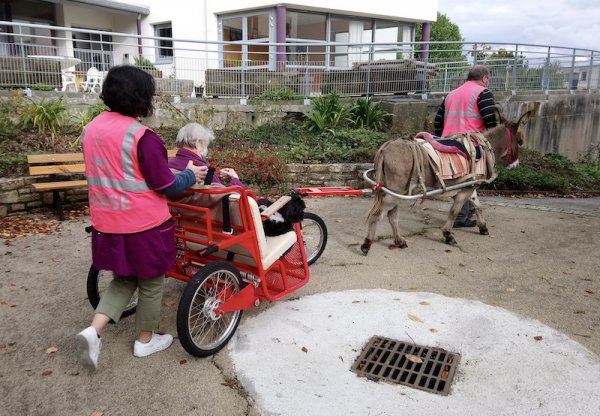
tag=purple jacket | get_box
[168,148,245,188]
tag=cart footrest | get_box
[293,186,370,197]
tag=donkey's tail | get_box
[366,140,394,221]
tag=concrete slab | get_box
[230,290,600,416]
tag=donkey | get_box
[360,110,532,255]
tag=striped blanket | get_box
[415,132,488,180]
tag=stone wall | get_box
[0,164,373,217]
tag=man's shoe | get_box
[133,333,173,358]
[454,218,477,228]
[75,326,101,370]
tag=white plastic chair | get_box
[80,67,103,93]
[60,70,77,92]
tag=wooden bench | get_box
[27,149,178,220]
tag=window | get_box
[154,23,173,62]
[72,29,113,71]
[580,71,587,81]
[286,11,326,66]
[219,11,274,68]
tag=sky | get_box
[437,0,600,52]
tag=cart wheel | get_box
[177,261,244,357]
[87,265,138,319]
[301,212,328,266]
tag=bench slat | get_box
[28,150,176,165]
[27,153,84,164]
[29,164,86,175]
[31,180,88,191]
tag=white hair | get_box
[176,123,215,148]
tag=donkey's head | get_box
[491,109,532,168]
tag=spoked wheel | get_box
[301,212,328,266]
[87,265,138,319]
[177,261,244,357]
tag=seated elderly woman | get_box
[168,122,305,236]
[168,123,246,207]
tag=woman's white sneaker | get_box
[75,326,102,370]
[133,333,173,357]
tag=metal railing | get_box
[1,21,599,97]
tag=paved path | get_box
[479,196,600,216]
[1,195,598,415]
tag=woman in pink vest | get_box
[75,65,206,370]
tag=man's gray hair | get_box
[176,123,215,148]
[467,65,489,81]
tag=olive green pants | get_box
[95,275,165,333]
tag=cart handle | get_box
[260,195,291,219]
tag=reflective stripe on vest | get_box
[442,81,486,137]
[83,112,171,234]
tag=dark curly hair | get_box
[100,65,155,118]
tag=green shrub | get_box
[21,97,68,150]
[134,56,159,71]
[0,97,19,139]
[253,86,299,102]
[304,92,354,134]
[490,165,572,194]
[350,97,392,131]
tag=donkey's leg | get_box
[470,190,489,235]
[387,202,408,249]
[442,189,473,245]
[361,200,384,255]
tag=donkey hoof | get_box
[360,243,371,256]
[443,231,457,245]
[388,241,407,250]
[479,227,489,235]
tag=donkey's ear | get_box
[517,110,532,126]
[494,105,507,124]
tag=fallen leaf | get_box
[179,359,187,365]
[90,411,103,416]
[164,300,177,307]
[46,347,58,354]
[221,380,237,387]
[0,344,5,349]
[441,369,449,380]
[506,288,516,292]
[574,310,586,314]
[301,346,308,353]
[405,354,423,364]
[534,336,543,341]
[419,301,430,306]
[585,288,594,294]
[408,314,424,323]
[41,370,52,376]
[7,342,16,347]
[351,300,361,303]
[468,269,474,272]
[430,328,438,333]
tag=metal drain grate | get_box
[350,336,460,395]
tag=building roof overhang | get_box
[60,0,150,16]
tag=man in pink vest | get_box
[75,66,206,370]
[434,65,497,227]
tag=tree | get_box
[415,12,466,64]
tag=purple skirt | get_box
[91,219,175,278]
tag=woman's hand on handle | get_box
[186,160,208,183]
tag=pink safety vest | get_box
[82,111,171,233]
[441,80,486,137]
